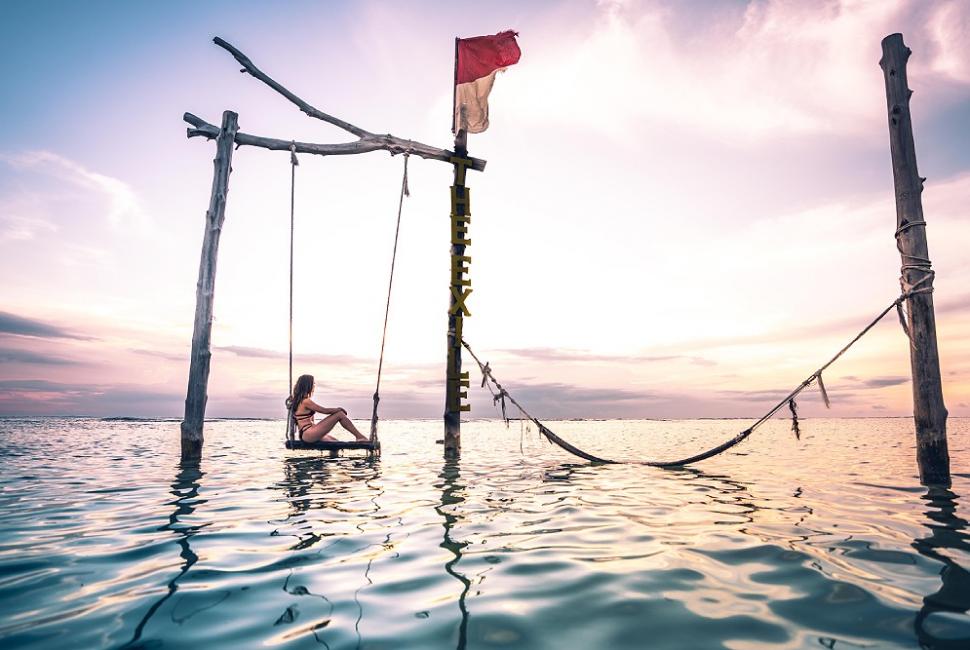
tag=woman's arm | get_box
[306,399,347,415]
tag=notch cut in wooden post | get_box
[181,110,238,460]
[879,33,949,486]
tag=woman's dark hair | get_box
[285,374,315,412]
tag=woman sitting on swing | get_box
[286,374,369,443]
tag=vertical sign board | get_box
[445,155,474,455]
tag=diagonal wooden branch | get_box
[214,37,369,139]
[209,37,485,171]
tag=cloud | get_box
[927,0,970,82]
[131,348,187,362]
[1,151,146,227]
[496,348,683,363]
[0,347,78,366]
[467,380,660,419]
[497,347,712,365]
[0,379,182,416]
[507,0,969,141]
[716,375,907,405]
[512,382,649,403]
[0,311,92,340]
[937,292,970,315]
[0,213,56,243]
[858,376,908,388]
[216,345,370,365]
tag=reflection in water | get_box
[3,418,969,649]
[122,458,206,648]
[272,455,387,648]
[277,456,335,551]
[914,487,970,649]
[436,460,471,650]
[276,456,382,550]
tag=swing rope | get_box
[370,153,410,440]
[285,143,299,440]
[462,284,930,467]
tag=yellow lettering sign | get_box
[451,255,471,286]
[450,156,473,185]
[451,219,471,246]
[450,186,471,215]
[449,287,472,316]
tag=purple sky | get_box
[1,0,968,419]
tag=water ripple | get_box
[0,417,968,648]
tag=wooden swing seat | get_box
[284,438,380,455]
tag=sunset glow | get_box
[1,0,968,419]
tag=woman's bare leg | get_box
[302,412,367,443]
[302,413,341,443]
[336,413,367,440]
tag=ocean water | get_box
[0,417,968,649]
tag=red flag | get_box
[454,31,521,134]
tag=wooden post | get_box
[880,34,950,486]
[181,110,238,460]
[445,129,471,457]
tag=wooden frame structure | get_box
[180,37,484,459]
[179,33,949,485]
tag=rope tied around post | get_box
[895,218,935,349]
[461,289,924,468]
[370,152,411,441]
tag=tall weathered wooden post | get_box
[445,127,472,458]
[181,110,238,460]
[879,33,950,486]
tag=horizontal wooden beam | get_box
[184,112,485,171]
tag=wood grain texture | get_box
[180,110,238,460]
[880,33,950,486]
[284,439,380,451]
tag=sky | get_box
[0,0,968,420]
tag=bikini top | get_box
[293,403,314,423]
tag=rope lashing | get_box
[788,398,800,440]
[369,153,410,441]
[894,217,935,350]
[895,271,934,349]
[895,219,927,237]
[462,288,924,468]
[285,142,299,441]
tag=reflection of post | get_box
[912,487,970,649]
[123,459,205,648]
[436,459,471,650]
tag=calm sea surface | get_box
[0,417,968,649]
